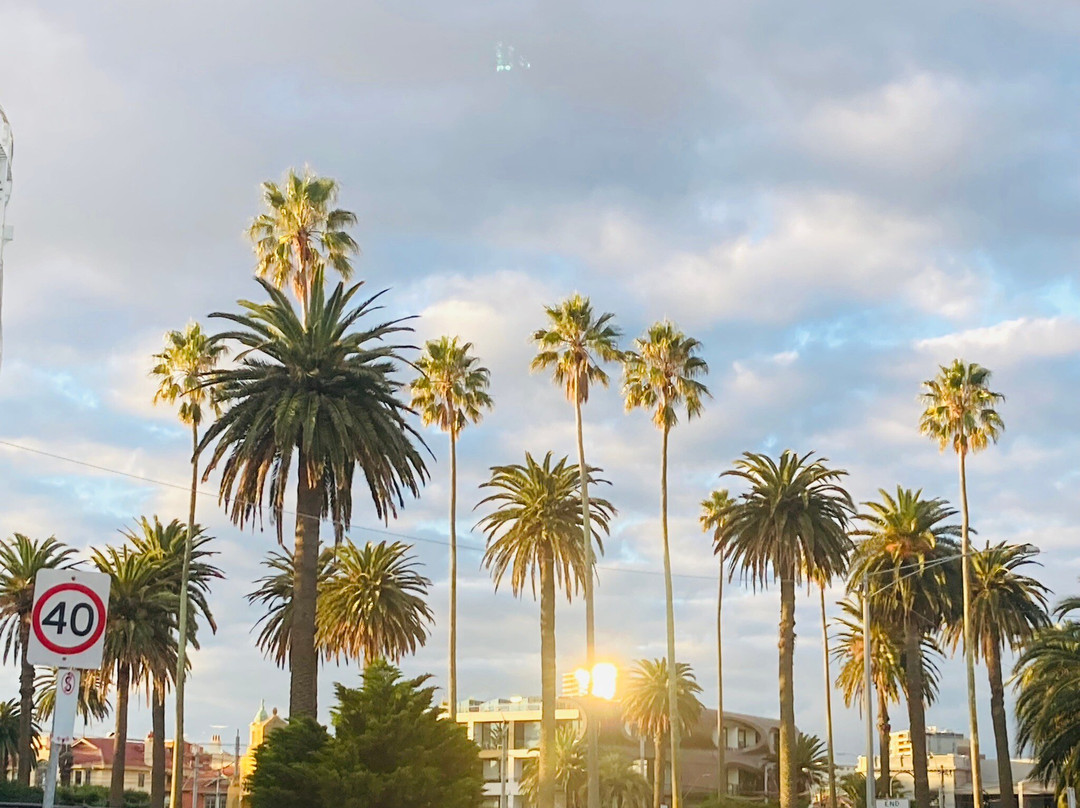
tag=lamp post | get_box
[573,663,618,808]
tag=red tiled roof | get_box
[68,738,150,769]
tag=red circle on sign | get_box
[31,583,107,656]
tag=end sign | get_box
[27,569,110,670]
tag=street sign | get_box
[26,569,110,669]
[877,801,910,808]
[51,669,80,746]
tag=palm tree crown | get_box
[249,168,359,310]
[318,540,433,666]
[151,322,227,428]
[919,359,1005,456]
[477,453,614,599]
[247,549,336,668]
[411,336,493,435]
[200,278,427,539]
[622,321,709,429]
[621,658,704,747]
[531,294,622,404]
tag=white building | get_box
[0,103,12,371]
[858,727,1055,808]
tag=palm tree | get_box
[0,533,76,785]
[623,321,709,808]
[532,294,621,808]
[620,658,704,808]
[123,517,222,808]
[1015,618,1080,789]
[247,549,336,667]
[920,359,1005,808]
[839,773,903,808]
[775,732,827,798]
[248,168,359,316]
[943,542,1049,808]
[716,451,853,808]
[520,726,587,808]
[477,452,615,808]
[92,546,176,808]
[319,540,433,667]
[199,278,427,718]
[0,700,20,781]
[833,596,943,796]
[700,489,733,799]
[599,752,652,808]
[151,320,226,808]
[410,335,492,716]
[848,488,962,808]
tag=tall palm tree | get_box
[410,335,492,716]
[716,452,853,808]
[200,278,427,718]
[477,452,615,808]
[848,488,962,808]
[1015,618,1080,789]
[833,596,943,796]
[248,168,359,316]
[920,359,1005,808]
[623,321,709,808]
[123,517,222,808]
[700,489,734,799]
[319,540,433,667]
[769,732,828,798]
[818,584,839,808]
[151,320,226,808]
[532,294,621,808]
[91,546,176,808]
[620,658,704,808]
[247,549,336,667]
[0,533,76,785]
[942,542,1049,808]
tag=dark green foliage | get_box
[0,781,148,806]
[248,716,329,808]
[248,661,483,808]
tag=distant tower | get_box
[0,104,12,373]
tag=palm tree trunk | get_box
[290,456,322,718]
[659,423,681,808]
[653,732,666,808]
[903,620,931,808]
[17,619,32,786]
[820,586,838,808]
[717,571,725,799]
[170,421,199,808]
[958,450,984,808]
[540,548,557,808]
[110,663,131,808]
[448,427,458,719]
[876,688,891,797]
[152,675,166,808]
[778,571,797,808]
[986,638,1015,808]
[575,395,600,808]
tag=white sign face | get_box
[26,569,110,669]
[50,668,81,745]
[877,800,910,808]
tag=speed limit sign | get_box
[27,569,110,669]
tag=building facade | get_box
[455,697,780,808]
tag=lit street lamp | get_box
[570,663,618,808]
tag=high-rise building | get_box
[0,103,13,372]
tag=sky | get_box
[1,0,1079,764]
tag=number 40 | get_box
[42,601,95,637]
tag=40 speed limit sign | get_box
[27,569,110,669]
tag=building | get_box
[858,727,1056,808]
[0,102,12,372]
[37,732,239,808]
[454,695,780,808]
[227,700,287,808]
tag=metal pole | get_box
[864,574,876,808]
[41,738,60,808]
[234,730,240,787]
[192,747,199,808]
[500,717,508,808]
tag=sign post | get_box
[27,570,110,808]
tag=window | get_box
[74,771,83,786]
[204,796,227,808]
[482,758,502,783]
[477,721,508,751]
[138,773,146,788]
[513,721,540,750]
[738,728,747,748]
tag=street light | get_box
[571,664,617,808]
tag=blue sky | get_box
[1,0,1079,763]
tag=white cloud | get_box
[915,317,1080,366]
